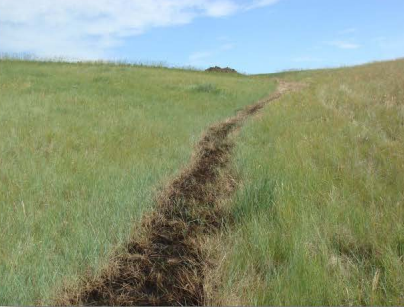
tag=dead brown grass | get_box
[57,85,290,306]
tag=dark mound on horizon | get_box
[205,66,238,74]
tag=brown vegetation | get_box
[205,66,238,74]
[58,82,298,306]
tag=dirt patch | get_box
[205,66,238,74]
[57,81,296,306]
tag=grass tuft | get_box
[189,83,222,94]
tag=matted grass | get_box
[210,59,404,305]
[0,60,276,305]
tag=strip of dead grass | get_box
[56,86,296,306]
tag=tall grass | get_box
[0,59,275,305]
[212,59,404,305]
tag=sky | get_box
[0,0,403,74]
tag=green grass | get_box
[0,59,276,305]
[2,57,403,306]
[213,59,404,305]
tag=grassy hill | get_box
[0,59,275,305]
[209,59,404,305]
[1,58,403,305]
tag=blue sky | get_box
[1,0,403,73]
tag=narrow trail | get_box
[59,80,302,306]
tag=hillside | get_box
[209,59,404,305]
[0,59,275,305]
[1,58,403,305]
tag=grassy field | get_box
[0,59,276,305]
[1,58,403,306]
[211,59,404,305]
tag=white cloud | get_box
[327,41,360,50]
[246,0,280,10]
[204,0,238,17]
[0,0,280,60]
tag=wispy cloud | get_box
[245,0,280,10]
[0,0,281,60]
[203,1,238,17]
[327,40,361,50]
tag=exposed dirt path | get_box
[58,80,302,306]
